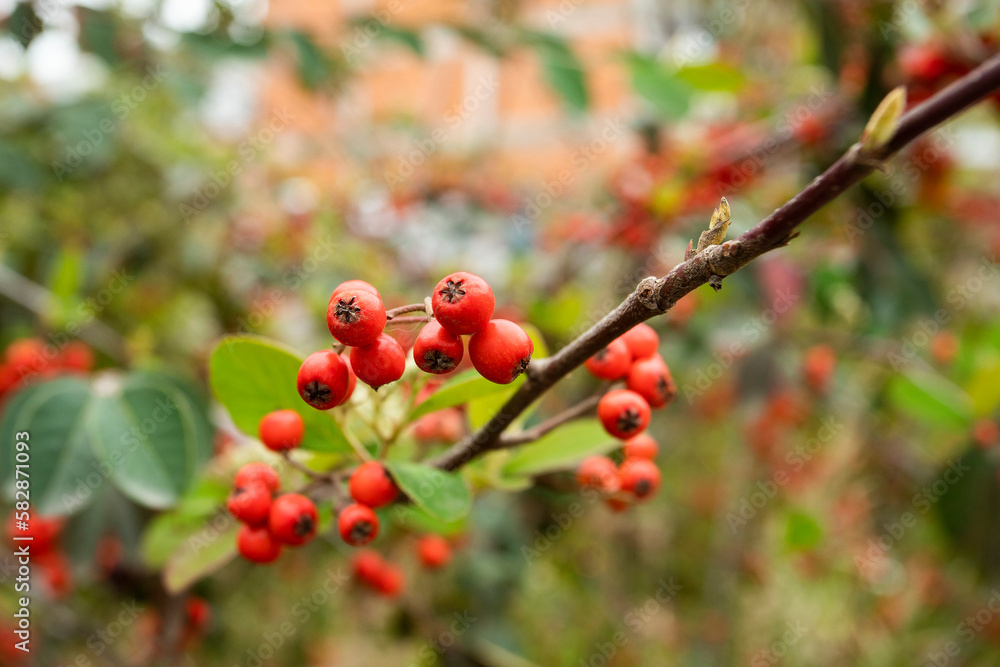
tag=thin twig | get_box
[429,53,1000,472]
[499,394,602,446]
[280,450,330,480]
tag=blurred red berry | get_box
[258,410,305,452]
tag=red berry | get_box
[375,564,405,596]
[585,338,631,380]
[626,355,676,409]
[338,503,379,546]
[349,461,399,508]
[803,344,836,393]
[5,510,63,553]
[619,458,661,501]
[622,433,658,460]
[297,350,351,410]
[350,333,406,390]
[234,463,280,492]
[899,44,949,81]
[327,289,387,347]
[185,597,211,631]
[227,482,273,526]
[5,338,50,374]
[417,535,452,569]
[331,280,380,300]
[37,551,72,597]
[413,320,464,374]
[59,341,94,373]
[605,497,631,512]
[597,389,651,439]
[237,525,282,563]
[619,323,659,360]
[576,456,620,492]
[468,319,533,384]
[269,494,318,546]
[353,550,386,583]
[431,271,495,335]
[258,410,305,452]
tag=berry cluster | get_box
[0,338,94,403]
[296,273,533,413]
[577,434,662,511]
[577,323,674,510]
[350,534,453,598]
[229,456,318,563]
[589,323,676,438]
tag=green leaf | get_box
[390,502,467,536]
[626,54,692,120]
[965,358,1000,417]
[87,375,208,509]
[209,335,352,453]
[409,369,514,421]
[0,379,101,516]
[675,63,745,92]
[79,8,118,65]
[163,520,239,594]
[289,31,332,89]
[521,31,589,113]
[384,461,471,522]
[0,373,214,515]
[450,25,505,57]
[8,3,42,48]
[501,419,616,477]
[784,511,823,551]
[886,370,974,430]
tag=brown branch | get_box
[429,53,1000,472]
[385,315,430,325]
[499,393,602,447]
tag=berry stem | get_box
[428,53,1000,472]
[385,316,430,325]
[385,302,430,320]
[280,450,332,481]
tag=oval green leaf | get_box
[209,335,352,453]
[384,461,471,522]
[501,419,617,478]
[409,369,515,421]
